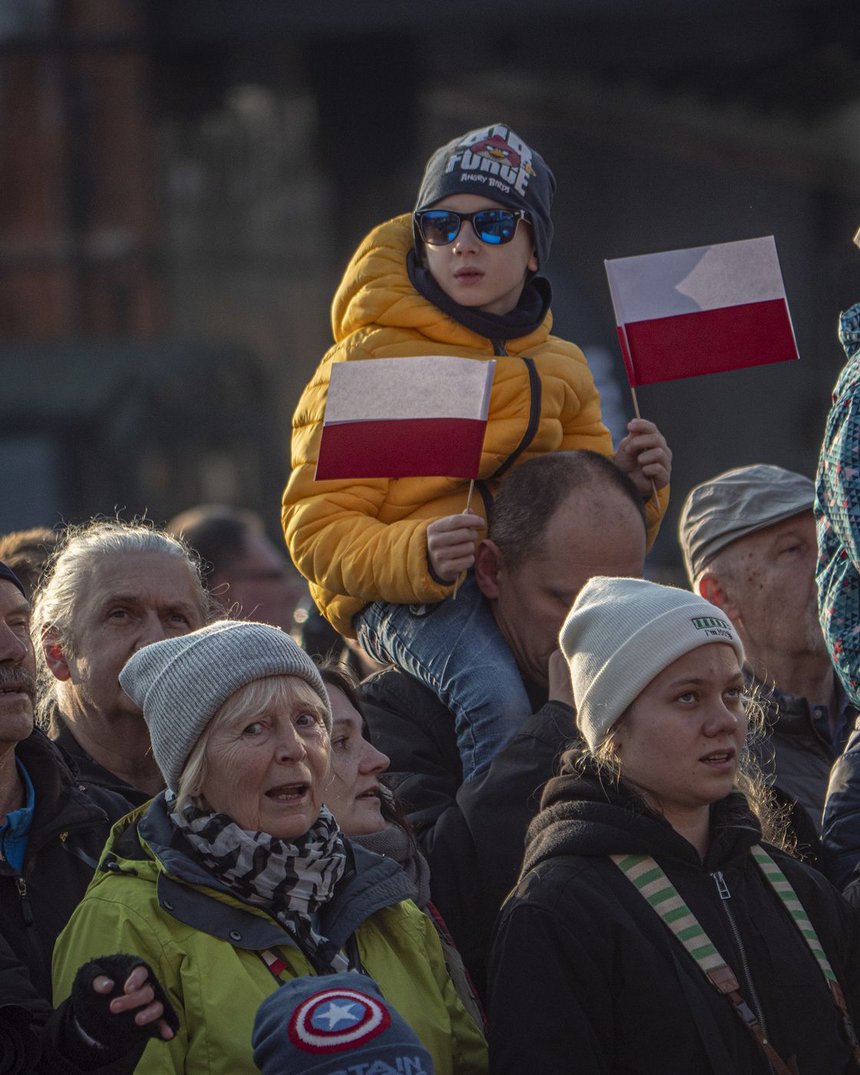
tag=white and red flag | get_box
[605,236,799,387]
[315,355,496,480]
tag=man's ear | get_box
[697,572,739,620]
[42,629,71,681]
[474,539,504,599]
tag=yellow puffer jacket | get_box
[283,213,668,637]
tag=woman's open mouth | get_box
[700,749,735,769]
[265,783,308,802]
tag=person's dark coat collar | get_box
[51,718,152,808]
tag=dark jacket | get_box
[1,729,132,998]
[488,766,860,1074]
[823,719,860,893]
[752,674,852,839]
[51,714,153,809]
[361,666,577,991]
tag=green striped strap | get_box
[752,845,860,1064]
[615,847,860,1069]
[611,853,801,1075]
[612,853,728,977]
[750,845,837,984]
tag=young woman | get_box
[488,576,860,1074]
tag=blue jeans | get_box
[354,576,531,780]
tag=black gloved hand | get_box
[66,954,178,1064]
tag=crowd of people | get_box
[5,120,860,1072]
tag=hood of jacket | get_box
[523,762,763,879]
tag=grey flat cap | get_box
[679,464,815,584]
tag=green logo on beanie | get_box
[691,616,731,632]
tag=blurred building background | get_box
[1,0,859,577]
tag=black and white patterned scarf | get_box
[169,796,350,972]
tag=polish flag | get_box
[605,236,799,387]
[315,355,496,480]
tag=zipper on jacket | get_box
[15,876,34,926]
[711,870,769,1039]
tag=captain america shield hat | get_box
[252,972,435,1074]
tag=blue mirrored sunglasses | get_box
[414,208,530,246]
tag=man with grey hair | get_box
[679,463,854,842]
[33,520,211,805]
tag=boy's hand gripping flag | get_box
[315,355,496,480]
[605,235,799,387]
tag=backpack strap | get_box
[612,853,798,1075]
[751,845,860,1067]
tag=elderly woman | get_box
[488,577,860,1074]
[52,621,487,1075]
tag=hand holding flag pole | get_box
[616,320,659,504]
[451,480,477,600]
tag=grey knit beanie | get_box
[414,121,556,270]
[119,620,331,791]
[559,577,745,751]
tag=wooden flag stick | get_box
[451,480,477,601]
[629,382,643,420]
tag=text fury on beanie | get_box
[414,122,556,271]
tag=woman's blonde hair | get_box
[175,675,330,813]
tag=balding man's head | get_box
[475,451,647,687]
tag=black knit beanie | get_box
[413,122,556,270]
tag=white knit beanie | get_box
[119,620,331,791]
[559,577,745,751]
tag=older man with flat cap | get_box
[679,464,854,849]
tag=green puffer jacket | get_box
[52,796,488,1075]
